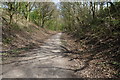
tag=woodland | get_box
[1,1,120,78]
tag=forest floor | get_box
[61,33,119,78]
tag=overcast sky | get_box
[52,0,60,4]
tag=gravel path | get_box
[2,33,79,78]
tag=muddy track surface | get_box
[1,33,80,78]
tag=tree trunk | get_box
[90,2,95,19]
[9,14,12,24]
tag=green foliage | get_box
[2,2,62,31]
[111,61,120,66]
[29,2,59,29]
[0,53,7,55]
[3,37,13,44]
[60,1,120,38]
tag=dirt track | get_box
[2,33,80,78]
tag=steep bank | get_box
[61,33,120,78]
[2,10,56,57]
